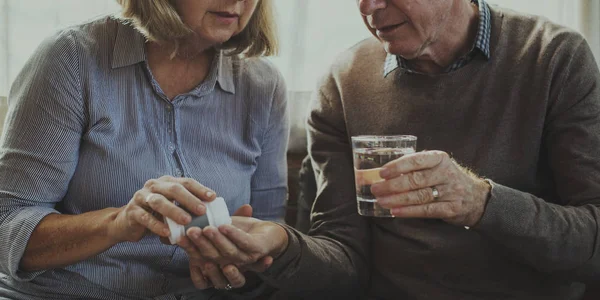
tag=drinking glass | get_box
[352,135,417,217]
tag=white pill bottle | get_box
[165,197,232,244]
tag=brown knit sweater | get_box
[261,5,600,300]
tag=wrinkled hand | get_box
[179,207,289,289]
[178,205,277,290]
[370,151,491,226]
[108,176,215,243]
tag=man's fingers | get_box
[190,265,212,290]
[188,228,226,264]
[219,225,261,254]
[204,226,253,264]
[377,185,447,208]
[177,235,205,260]
[354,168,384,186]
[242,256,273,273]
[221,265,246,288]
[233,204,253,217]
[202,262,229,290]
[380,151,448,178]
[391,202,457,219]
[371,167,445,196]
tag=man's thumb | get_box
[233,204,253,217]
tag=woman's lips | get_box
[210,11,239,24]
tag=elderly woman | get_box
[0,0,288,299]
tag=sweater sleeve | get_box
[252,74,371,299]
[474,36,600,281]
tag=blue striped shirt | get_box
[0,16,289,300]
[384,0,492,76]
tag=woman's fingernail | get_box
[182,215,191,224]
[197,205,205,214]
[206,191,214,197]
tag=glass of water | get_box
[351,135,417,217]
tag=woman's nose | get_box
[358,0,387,16]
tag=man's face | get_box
[357,0,454,59]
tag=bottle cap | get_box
[205,197,232,227]
[165,197,231,245]
[165,217,185,245]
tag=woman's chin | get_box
[203,30,238,44]
[185,29,236,49]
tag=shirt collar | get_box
[217,52,235,94]
[383,0,491,77]
[111,20,146,69]
[111,20,235,95]
[473,0,491,59]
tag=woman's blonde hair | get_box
[116,0,278,57]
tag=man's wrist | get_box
[468,178,492,226]
[269,223,290,259]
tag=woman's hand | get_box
[370,151,491,227]
[107,176,216,243]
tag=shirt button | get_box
[175,169,183,177]
[168,144,175,152]
[166,105,172,111]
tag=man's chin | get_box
[383,42,420,59]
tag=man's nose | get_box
[358,0,387,16]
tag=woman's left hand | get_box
[370,150,491,227]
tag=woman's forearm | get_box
[20,207,121,272]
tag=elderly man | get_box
[181,0,600,299]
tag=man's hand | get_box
[178,205,279,290]
[371,150,491,226]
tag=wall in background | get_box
[1,0,598,97]
[0,0,598,152]
[0,0,8,99]
[583,0,600,61]
[0,96,7,136]
[0,0,120,97]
